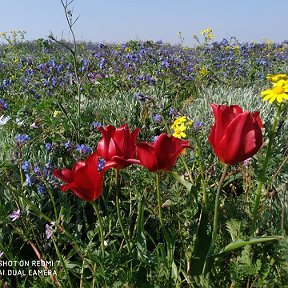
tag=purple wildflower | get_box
[15,134,30,145]
[153,114,162,123]
[0,99,9,110]
[45,142,53,151]
[45,223,53,240]
[64,140,73,150]
[98,158,106,172]
[21,160,30,172]
[9,209,21,222]
[193,122,204,131]
[76,144,92,155]
[91,121,102,129]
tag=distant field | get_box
[0,34,288,287]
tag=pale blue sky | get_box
[1,0,287,46]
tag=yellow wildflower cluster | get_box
[266,74,288,83]
[171,116,192,139]
[261,74,288,104]
[201,28,214,40]
[197,67,209,79]
[53,110,62,117]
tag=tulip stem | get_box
[180,155,194,185]
[203,164,229,275]
[251,104,283,235]
[156,173,173,268]
[115,169,132,253]
[195,133,207,208]
[91,201,105,256]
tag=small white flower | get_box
[0,115,10,126]
[15,118,24,126]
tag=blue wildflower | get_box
[91,121,102,129]
[43,161,52,177]
[33,165,41,174]
[135,92,148,102]
[45,223,53,240]
[76,144,92,155]
[15,134,30,145]
[161,60,170,69]
[193,122,204,131]
[45,142,53,151]
[0,99,9,110]
[153,114,162,123]
[45,161,52,170]
[9,209,21,222]
[37,185,46,194]
[169,108,176,116]
[98,158,106,171]
[21,160,30,172]
[25,174,32,186]
[99,58,106,69]
[64,140,73,150]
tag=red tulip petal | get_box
[112,124,133,157]
[154,134,190,170]
[210,104,243,145]
[74,155,103,201]
[252,111,263,128]
[131,127,140,143]
[97,125,116,158]
[137,142,159,172]
[53,168,73,183]
[103,160,119,171]
[71,161,86,174]
[219,112,262,165]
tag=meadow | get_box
[0,27,288,287]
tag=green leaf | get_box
[169,171,197,201]
[189,208,211,276]
[212,236,284,257]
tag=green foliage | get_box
[0,25,287,287]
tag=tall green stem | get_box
[195,133,207,208]
[203,164,229,275]
[91,201,105,256]
[156,173,172,267]
[251,104,283,235]
[115,169,132,253]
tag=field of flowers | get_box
[0,28,288,288]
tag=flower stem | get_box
[115,169,132,253]
[195,133,207,208]
[203,164,229,275]
[180,155,194,185]
[251,104,283,235]
[91,201,105,256]
[156,173,173,267]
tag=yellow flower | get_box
[261,79,288,103]
[201,28,214,40]
[124,47,131,53]
[197,67,209,79]
[266,74,288,83]
[172,122,187,139]
[53,110,62,117]
[171,116,193,139]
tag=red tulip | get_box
[136,133,192,172]
[208,104,263,165]
[96,124,140,170]
[53,153,104,201]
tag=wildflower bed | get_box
[0,30,288,287]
